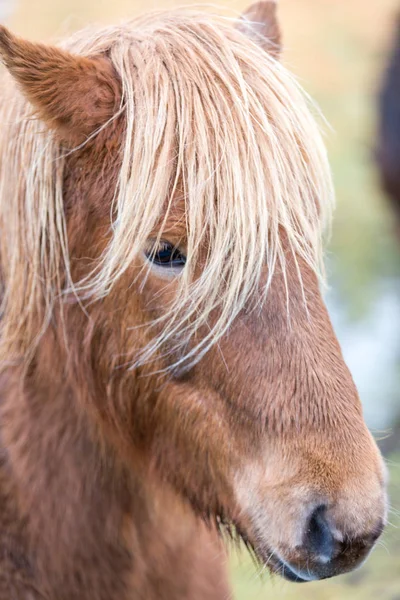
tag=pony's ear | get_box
[0,25,120,145]
[237,1,282,59]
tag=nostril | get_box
[304,505,335,562]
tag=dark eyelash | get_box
[145,240,186,268]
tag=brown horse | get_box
[378,15,400,225]
[0,2,387,598]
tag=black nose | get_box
[276,505,384,583]
[303,505,335,561]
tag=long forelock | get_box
[0,8,334,369]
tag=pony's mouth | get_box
[269,554,313,583]
[239,526,320,584]
[237,529,313,584]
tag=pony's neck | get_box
[0,333,140,595]
[0,345,214,599]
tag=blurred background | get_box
[2,0,400,597]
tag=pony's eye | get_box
[145,240,186,269]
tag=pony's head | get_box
[0,1,387,582]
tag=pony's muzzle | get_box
[275,504,385,583]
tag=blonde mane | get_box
[0,8,334,370]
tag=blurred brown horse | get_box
[378,16,400,227]
[0,2,387,599]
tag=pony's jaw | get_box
[233,441,387,582]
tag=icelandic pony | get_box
[0,2,387,598]
[378,15,400,224]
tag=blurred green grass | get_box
[230,454,400,599]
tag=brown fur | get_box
[0,3,387,599]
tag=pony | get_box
[378,14,400,225]
[0,2,387,598]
